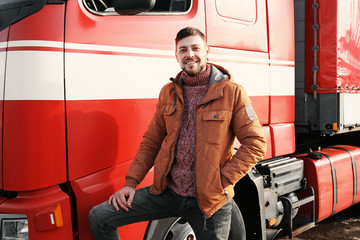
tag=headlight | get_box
[1,216,28,240]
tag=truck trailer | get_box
[0,0,359,239]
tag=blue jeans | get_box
[88,187,233,240]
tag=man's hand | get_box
[108,186,135,212]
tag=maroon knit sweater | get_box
[168,65,211,197]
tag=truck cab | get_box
[0,0,359,239]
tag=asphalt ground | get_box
[279,203,360,240]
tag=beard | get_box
[181,61,207,77]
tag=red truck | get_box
[0,0,359,239]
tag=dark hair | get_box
[175,27,207,45]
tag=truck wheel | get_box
[147,217,196,240]
[147,202,246,240]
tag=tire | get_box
[146,201,246,240]
[146,217,196,240]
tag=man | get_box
[89,27,266,240]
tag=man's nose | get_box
[186,49,195,57]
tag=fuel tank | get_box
[296,145,360,222]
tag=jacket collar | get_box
[171,64,232,104]
[209,64,230,87]
[172,64,231,85]
[203,64,232,103]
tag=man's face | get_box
[175,35,210,77]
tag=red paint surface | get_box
[270,123,296,157]
[66,99,157,181]
[267,0,295,62]
[270,95,295,124]
[305,0,360,93]
[261,126,272,159]
[251,95,269,125]
[205,0,268,52]
[8,5,65,42]
[71,160,154,239]
[3,100,66,191]
[298,145,360,221]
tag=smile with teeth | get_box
[184,59,198,65]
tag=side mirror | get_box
[111,0,156,15]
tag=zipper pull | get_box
[203,215,208,231]
[224,190,229,202]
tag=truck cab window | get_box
[83,0,191,15]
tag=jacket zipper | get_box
[195,102,224,230]
[194,100,215,216]
[194,105,199,201]
[195,104,209,230]
[195,96,228,218]
[195,96,220,198]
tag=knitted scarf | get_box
[169,64,211,197]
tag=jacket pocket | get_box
[202,111,230,121]
[202,111,231,144]
[162,105,177,135]
[163,105,176,116]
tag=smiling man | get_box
[176,30,209,77]
[88,27,266,240]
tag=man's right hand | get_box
[108,186,135,212]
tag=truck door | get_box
[0,2,74,240]
[2,2,67,192]
[64,0,204,239]
[205,0,272,158]
[205,0,296,159]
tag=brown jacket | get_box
[125,64,266,217]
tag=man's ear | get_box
[206,45,210,54]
